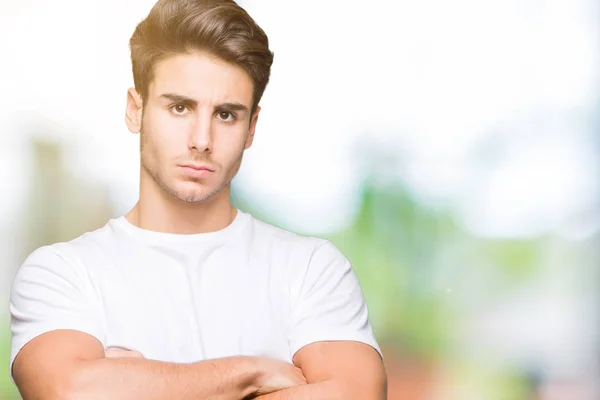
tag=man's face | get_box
[127,52,258,204]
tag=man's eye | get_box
[171,104,189,115]
[217,111,235,122]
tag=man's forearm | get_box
[66,356,260,400]
[254,380,340,400]
[255,380,385,400]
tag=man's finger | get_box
[104,349,145,358]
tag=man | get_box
[9,0,387,398]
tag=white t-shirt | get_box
[9,209,381,380]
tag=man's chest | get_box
[94,252,293,364]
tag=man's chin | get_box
[172,191,211,204]
[165,181,208,201]
[162,178,228,204]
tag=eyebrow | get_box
[159,93,249,112]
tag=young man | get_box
[9,0,387,399]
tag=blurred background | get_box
[1,0,599,398]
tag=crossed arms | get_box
[11,242,387,399]
[12,329,387,400]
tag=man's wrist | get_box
[199,355,263,398]
[244,356,268,396]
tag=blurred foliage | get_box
[0,321,19,399]
[439,360,536,400]
[476,240,542,281]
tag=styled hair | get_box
[129,0,274,113]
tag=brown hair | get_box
[129,0,274,113]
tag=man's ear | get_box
[245,105,261,149]
[125,88,144,134]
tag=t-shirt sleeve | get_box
[288,240,382,360]
[9,245,106,382]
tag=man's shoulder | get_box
[244,213,349,272]
[246,213,331,251]
[22,219,118,270]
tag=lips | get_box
[180,164,214,172]
[179,164,215,178]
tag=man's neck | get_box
[126,192,238,235]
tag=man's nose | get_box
[188,112,213,153]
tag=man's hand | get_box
[104,348,145,359]
[253,357,307,396]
